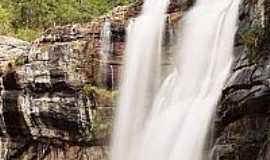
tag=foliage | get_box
[0,0,134,41]
[0,4,11,34]
[91,108,113,138]
[82,84,117,138]
[14,56,28,66]
[240,23,265,63]
[12,28,42,42]
[83,84,119,104]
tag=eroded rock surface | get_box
[0,35,110,159]
[212,0,270,160]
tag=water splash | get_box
[112,0,240,160]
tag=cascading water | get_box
[127,18,135,34]
[111,0,169,159]
[100,21,112,62]
[112,0,240,160]
[100,20,112,87]
[110,65,114,90]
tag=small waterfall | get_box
[110,65,114,90]
[99,20,112,87]
[100,20,112,62]
[127,18,135,34]
[112,0,240,160]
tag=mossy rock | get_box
[240,23,266,63]
[83,84,119,107]
[14,55,28,66]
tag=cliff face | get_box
[0,0,269,160]
[212,0,270,160]
[0,35,108,159]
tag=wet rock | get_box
[0,35,109,159]
[212,0,270,160]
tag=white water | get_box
[127,18,135,34]
[111,0,169,159]
[101,20,112,61]
[110,65,114,90]
[100,21,112,86]
[112,0,240,160]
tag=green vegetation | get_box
[0,4,11,34]
[0,0,134,41]
[240,23,265,63]
[83,84,119,104]
[91,108,113,138]
[82,84,117,138]
[14,56,28,66]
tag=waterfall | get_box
[112,0,240,160]
[111,0,170,159]
[110,65,114,90]
[100,20,112,87]
[127,18,135,34]
[100,20,112,62]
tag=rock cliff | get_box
[212,0,270,160]
[0,34,109,159]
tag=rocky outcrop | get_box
[0,35,111,159]
[212,0,270,160]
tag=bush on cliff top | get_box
[0,0,134,41]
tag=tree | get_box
[0,0,135,41]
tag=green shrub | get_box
[14,56,28,66]
[0,0,135,41]
[0,4,11,34]
[240,23,265,63]
[83,84,119,104]
[82,84,118,138]
[12,28,42,42]
[91,111,113,138]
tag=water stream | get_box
[100,20,112,87]
[112,0,240,160]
